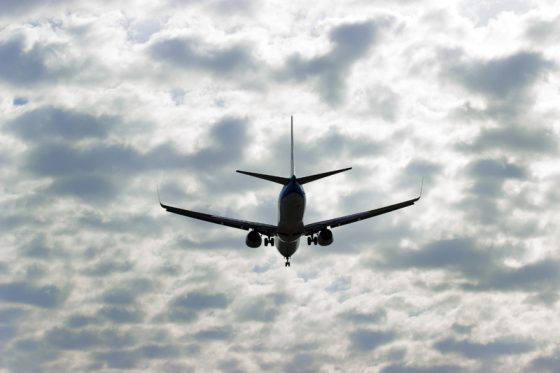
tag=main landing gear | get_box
[285,257,291,267]
[307,236,318,245]
[264,237,275,246]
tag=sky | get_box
[1,0,560,371]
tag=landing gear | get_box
[307,236,318,245]
[285,257,291,267]
[264,237,275,247]
[264,237,269,246]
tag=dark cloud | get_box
[530,353,560,372]
[0,0,72,15]
[6,107,111,141]
[0,307,26,324]
[462,258,560,293]
[100,278,156,305]
[24,116,247,178]
[399,159,442,190]
[93,350,141,369]
[339,309,387,324]
[97,306,144,324]
[193,326,232,341]
[161,290,230,323]
[348,329,396,352]
[84,260,134,277]
[0,36,50,84]
[282,353,321,373]
[459,158,528,224]
[381,364,464,373]
[458,125,557,155]
[467,158,526,181]
[65,314,101,328]
[172,291,229,310]
[525,16,560,43]
[46,174,117,201]
[442,50,554,100]
[279,20,380,104]
[237,293,288,322]
[17,115,247,203]
[0,282,66,308]
[45,328,100,350]
[375,238,493,277]
[149,37,256,76]
[434,337,534,359]
[374,237,560,295]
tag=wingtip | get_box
[418,177,424,200]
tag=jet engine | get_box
[245,230,262,248]
[317,229,333,246]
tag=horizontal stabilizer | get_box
[297,167,352,185]
[236,170,291,185]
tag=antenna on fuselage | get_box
[291,116,295,177]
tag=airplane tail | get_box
[237,116,352,185]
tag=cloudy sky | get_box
[1,0,560,371]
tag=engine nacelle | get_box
[317,229,333,246]
[245,231,262,248]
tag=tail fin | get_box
[291,115,295,177]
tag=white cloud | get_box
[0,0,559,371]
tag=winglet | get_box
[418,177,424,200]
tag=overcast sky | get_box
[1,0,560,371]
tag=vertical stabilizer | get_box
[291,116,295,177]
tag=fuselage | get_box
[276,175,306,258]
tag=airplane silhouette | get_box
[159,117,422,267]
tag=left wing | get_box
[160,201,277,237]
[304,195,420,236]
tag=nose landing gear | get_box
[285,257,291,267]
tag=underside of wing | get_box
[303,196,420,236]
[160,202,277,236]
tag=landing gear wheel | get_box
[313,236,318,245]
[264,237,269,246]
[270,237,274,246]
[307,236,312,245]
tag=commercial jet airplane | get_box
[159,117,422,267]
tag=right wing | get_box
[304,195,421,236]
[160,201,277,237]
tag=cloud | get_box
[339,309,387,324]
[0,36,50,84]
[149,37,257,77]
[279,20,380,104]
[193,326,232,341]
[348,329,396,352]
[374,237,560,296]
[381,364,464,373]
[442,50,554,100]
[434,337,534,359]
[6,107,111,141]
[0,282,66,308]
[458,125,557,155]
[160,290,230,323]
[237,292,288,322]
[530,353,560,372]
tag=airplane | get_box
[159,117,422,267]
